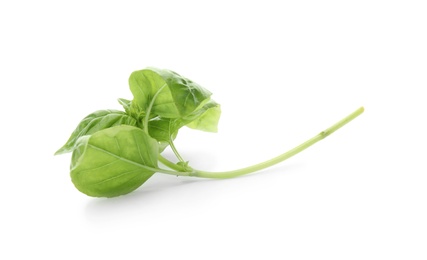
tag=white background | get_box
[1,0,426,259]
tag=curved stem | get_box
[158,155,193,175]
[188,107,364,178]
[155,167,187,175]
[159,155,182,171]
[169,139,185,162]
[144,84,167,134]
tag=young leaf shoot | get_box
[56,68,364,198]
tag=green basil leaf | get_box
[55,110,137,155]
[148,117,181,151]
[118,98,131,114]
[129,68,212,119]
[147,100,221,151]
[184,100,221,132]
[70,125,159,198]
[70,135,90,170]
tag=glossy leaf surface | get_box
[129,68,212,119]
[70,125,159,197]
[148,117,181,147]
[147,100,221,146]
[185,100,221,132]
[55,110,137,155]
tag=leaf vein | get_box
[87,144,157,173]
[77,159,120,174]
[88,168,141,186]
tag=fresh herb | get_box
[56,67,364,198]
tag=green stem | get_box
[144,84,167,134]
[159,155,190,173]
[159,107,364,179]
[169,139,186,162]
[155,167,188,175]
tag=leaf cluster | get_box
[56,68,221,197]
[56,68,364,198]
